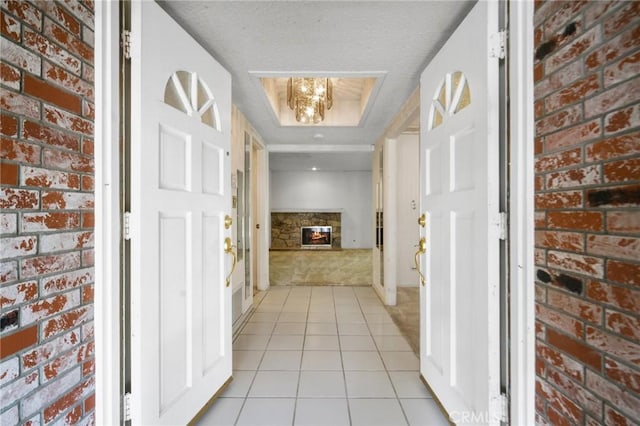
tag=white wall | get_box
[270,171,373,248]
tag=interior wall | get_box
[534,2,640,425]
[396,133,420,287]
[270,170,372,249]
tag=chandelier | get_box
[286,77,333,124]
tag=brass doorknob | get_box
[414,237,426,286]
[224,215,233,229]
[224,237,236,287]
[418,214,426,228]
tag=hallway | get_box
[197,286,447,425]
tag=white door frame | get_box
[94,1,534,424]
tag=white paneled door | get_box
[129,1,233,424]
[418,1,501,424]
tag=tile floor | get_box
[197,286,448,426]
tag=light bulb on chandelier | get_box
[287,77,333,124]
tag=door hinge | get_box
[500,393,509,423]
[489,30,506,59]
[123,392,132,422]
[498,211,507,240]
[122,30,131,60]
[123,211,132,240]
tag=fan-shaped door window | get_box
[164,70,221,131]
[427,71,471,131]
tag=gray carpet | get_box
[383,287,420,356]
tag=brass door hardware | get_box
[414,237,426,286]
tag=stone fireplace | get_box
[271,212,341,249]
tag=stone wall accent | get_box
[534,2,640,425]
[271,212,341,249]
[0,1,95,424]
[270,249,371,285]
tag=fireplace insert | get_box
[301,226,332,248]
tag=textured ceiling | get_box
[158,1,476,170]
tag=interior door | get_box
[129,2,233,424]
[418,1,501,424]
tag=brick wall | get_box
[534,1,639,425]
[1,1,95,425]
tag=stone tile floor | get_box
[197,285,446,426]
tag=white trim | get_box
[382,138,397,306]
[94,1,121,424]
[508,1,536,424]
[268,144,374,153]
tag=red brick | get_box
[544,119,601,152]
[605,357,640,394]
[535,60,582,99]
[21,252,81,279]
[535,147,581,173]
[0,87,40,119]
[41,191,94,210]
[547,250,604,278]
[546,368,602,419]
[43,377,94,424]
[82,249,94,267]
[81,138,93,155]
[586,76,640,119]
[41,340,91,382]
[0,235,37,258]
[1,161,18,185]
[43,148,93,173]
[21,329,80,369]
[24,74,82,114]
[45,3,81,36]
[535,211,546,228]
[23,27,81,74]
[0,113,18,137]
[545,405,573,426]
[3,0,43,31]
[43,61,93,100]
[535,230,583,252]
[39,231,93,253]
[544,74,601,113]
[545,165,601,189]
[82,99,94,119]
[0,260,18,283]
[535,175,544,191]
[81,211,94,228]
[606,310,640,341]
[82,63,94,83]
[607,260,640,286]
[586,184,640,208]
[586,131,640,162]
[21,212,80,232]
[604,104,640,136]
[547,289,602,324]
[44,18,93,64]
[536,303,584,338]
[536,377,584,423]
[21,292,81,326]
[584,0,622,28]
[536,104,582,136]
[607,211,640,234]
[22,166,80,190]
[605,51,640,88]
[1,61,21,89]
[84,392,95,411]
[0,187,39,209]
[81,175,93,191]
[43,104,93,136]
[547,211,603,231]
[537,341,584,382]
[546,25,601,74]
[55,0,94,30]
[535,248,545,267]
[534,63,544,83]
[0,281,38,310]
[535,191,583,209]
[42,306,90,339]
[586,369,640,418]
[0,138,41,164]
[1,38,41,74]
[587,280,640,312]
[603,1,640,38]
[605,405,637,426]
[41,268,93,296]
[0,325,38,359]
[81,284,93,303]
[535,100,544,119]
[585,25,640,72]
[604,157,640,184]
[546,327,602,370]
[541,1,588,36]
[587,234,640,262]
[1,9,21,42]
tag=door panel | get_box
[130,1,232,424]
[419,1,501,424]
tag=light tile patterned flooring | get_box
[197,286,448,426]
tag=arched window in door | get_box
[164,70,222,131]
[427,70,471,131]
